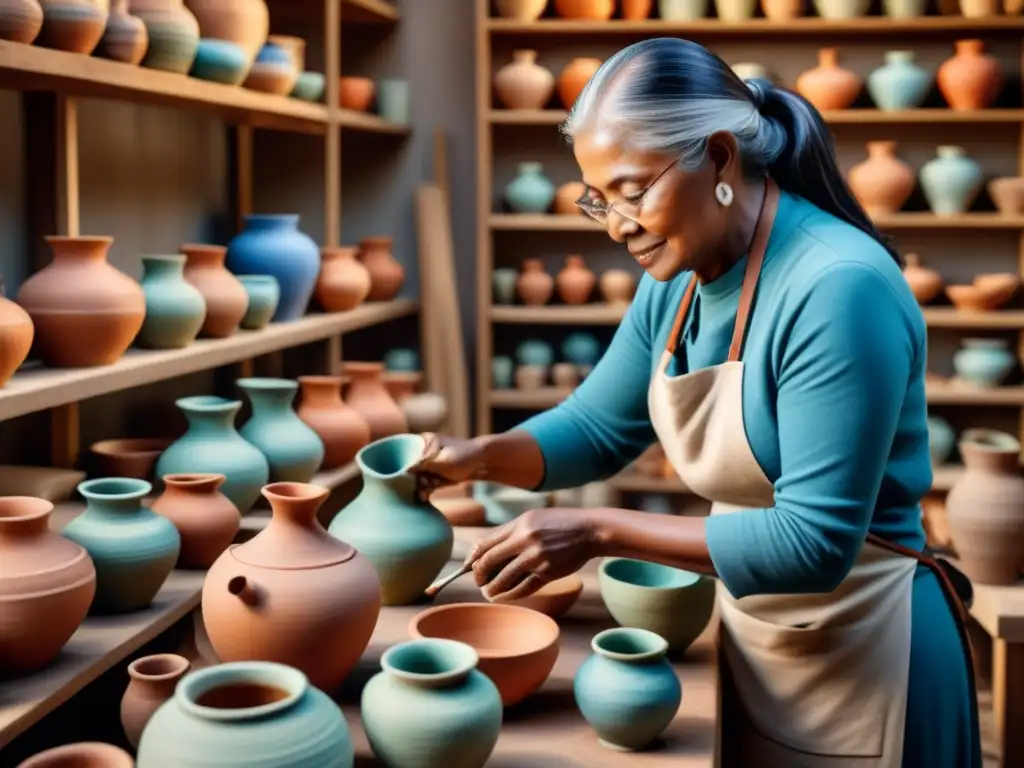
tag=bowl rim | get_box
[598,556,705,591]
[407,602,560,659]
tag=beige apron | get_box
[647,180,978,767]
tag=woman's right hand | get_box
[410,433,487,501]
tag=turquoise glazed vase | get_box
[190,39,248,85]
[504,161,555,214]
[928,414,956,465]
[136,661,354,767]
[920,145,983,215]
[598,558,715,655]
[155,396,270,514]
[953,338,1016,387]
[561,332,601,366]
[361,639,502,768]
[492,356,514,389]
[137,255,206,349]
[226,215,320,323]
[328,434,453,605]
[384,347,419,371]
[238,378,324,483]
[515,339,554,368]
[237,275,279,330]
[574,627,682,752]
[62,478,180,615]
[867,51,932,111]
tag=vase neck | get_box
[164,474,225,496]
[240,378,298,414]
[817,48,838,67]
[80,479,150,517]
[382,640,478,690]
[142,255,186,279]
[46,236,112,264]
[955,39,983,56]
[244,214,299,233]
[321,246,357,263]
[179,396,242,434]
[513,49,538,64]
[518,161,543,175]
[298,376,343,407]
[885,50,915,65]
[129,655,191,699]
[181,245,227,269]
[867,140,896,158]
[937,145,965,160]
[0,497,52,540]
[564,255,585,269]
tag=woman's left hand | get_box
[465,507,608,602]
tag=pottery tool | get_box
[424,562,473,599]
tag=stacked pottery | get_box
[0,277,33,387]
[16,236,145,367]
[137,254,206,349]
[517,258,554,305]
[556,255,596,304]
[237,275,278,329]
[795,48,862,111]
[846,141,914,217]
[329,434,454,605]
[37,0,108,53]
[0,496,95,677]
[342,361,408,440]
[18,743,134,768]
[155,395,270,514]
[226,215,320,322]
[120,654,191,749]
[945,429,1024,585]
[952,338,1015,387]
[316,246,371,312]
[62,478,180,614]
[920,146,982,215]
[555,0,614,17]
[0,0,43,44]
[296,375,371,469]
[130,0,199,73]
[183,0,268,69]
[98,0,147,63]
[901,253,944,304]
[151,473,240,569]
[181,244,248,338]
[557,57,602,110]
[493,50,555,110]
[867,51,932,111]
[358,237,405,302]
[937,40,1002,111]
[137,661,355,765]
[202,483,382,691]
[238,378,324,483]
[361,639,503,768]
[599,269,636,305]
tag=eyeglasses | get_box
[574,156,680,224]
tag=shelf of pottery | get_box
[477,0,1024,512]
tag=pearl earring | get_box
[715,181,734,207]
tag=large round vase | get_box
[62,478,180,615]
[846,141,914,217]
[137,254,206,349]
[16,235,145,367]
[574,627,682,751]
[0,496,95,677]
[154,395,270,514]
[0,287,33,388]
[202,482,381,692]
[361,639,503,768]
[237,378,324,483]
[226,214,319,322]
[493,49,555,110]
[136,661,354,767]
[328,434,453,606]
[952,337,1015,387]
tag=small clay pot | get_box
[493,49,555,110]
[987,177,1024,215]
[16,742,134,768]
[120,653,191,749]
[340,76,375,111]
[901,253,944,305]
[514,364,546,390]
[555,0,614,17]
[973,273,1020,306]
[316,246,372,312]
[555,255,596,305]
[795,47,862,111]
[599,269,637,305]
[151,473,240,569]
[494,0,547,18]
[621,0,653,16]
[90,438,172,480]
[937,39,1002,111]
[359,237,405,302]
[554,181,586,214]
[98,0,147,64]
[551,362,580,388]
[516,258,554,305]
[945,285,993,311]
[557,57,602,110]
[847,140,914,216]
[181,243,248,338]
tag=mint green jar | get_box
[237,275,279,330]
[136,661,354,767]
[920,145,983,215]
[238,378,324,483]
[867,51,931,111]
[137,255,206,349]
[504,161,555,214]
[328,434,453,605]
[361,639,502,768]
[155,396,270,514]
[62,478,180,614]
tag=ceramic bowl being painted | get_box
[598,557,715,656]
[409,602,560,706]
[190,39,248,86]
[291,71,326,102]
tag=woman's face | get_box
[572,126,727,282]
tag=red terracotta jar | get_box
[343,361,408,440]
[557,57,602,110]
[316,246,372,312]
[937,39,1002,111]
[795,48,862,111]
[151,473,240,569]
[555,255,596,304]
[0,277,33,387]
[297,375,372,469]
[516,258,554,305]
[554,0,614,18]
[181,243,248,338]
[359,236,405,302]
[846,141,914,217]
[120,653,191,749]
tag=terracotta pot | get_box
[120,653,191,749]
[98,0,146,63]
[555,0,613,16]
[901,253,943,305]
[516,258,554,305]
[296,375,371,469]
[761,0,805,17]
[599,268,637,305]
[945,284,1000,311]
[846,141,914,217]
[0,279,33,388]
[409,602,561,706]
[183,0,267,65]
[16,743,133,768]
[555,255,596,304]
[181,244,248,338]
[622,0,653,15]
[342,361,408,440]
[151,473,240,569]
[946,429,1024,585]
[0,0,43,44]
[551,362,580,388]
[494,49,555,111]
[316,246,371,312]
[16,235,145,367]
[130,0,199,74]
[202,482,382,691]
[557,57,602,110]
[515,364,546,390]
[89,437,171,480]
[0,496,95,678]
[358,236,405,302]
[937,39,1002,111]
[988,177,1024,215]
[973,273,1020,306]
[795,48,862,111]
[554,181,586,214]
[959,0,999,13]
[340,76,375,111]
[37,0,107,54]
[494,0,546,18]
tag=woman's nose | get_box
[606,207,639,243]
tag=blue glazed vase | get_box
[504,162,555,214]
[62,478,181,615]
[383,348,420,372]
[361,639,502,768]
[238,378,324,483]
[516,339,554,368]
[155,396,270,514]
[574,627,682,751]
[953,338,1015,387]
[190,39,248,85]
[136,661,354,767]
[328,434,453,606]
[867,51,932,111]
[920,145,982,216]
[561,332,601,366]
[137,255,206,349]
[927,415,956,465]
[237,275,280,330]
[226,215,320,322]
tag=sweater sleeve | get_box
[517,277,659,491]
[704,261,919,597]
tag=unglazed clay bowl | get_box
[987,177,1024,215]
[409,602,560,706]
[504,573,583,618]
[945,284,996,311]
[973,273,1020,307]
[90,438,173,480]
[598,557,715,656]
[16,742,134,767]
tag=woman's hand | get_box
[465,508,609,602]
[410,433,486,501]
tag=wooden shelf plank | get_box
[0,42,330,134]
[335,108,410,135]
[922,308,1024,328]
[490,213,1024,231]
[489,108,1024,125]
[0,300,417,423]
[341,0,399,22]
[491,304,627,324]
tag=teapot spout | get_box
[227,576,261,607]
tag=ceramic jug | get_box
[238,378,324,483]
[846,141,915,217]
[920,145,982,216]
[867,51,932,111]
